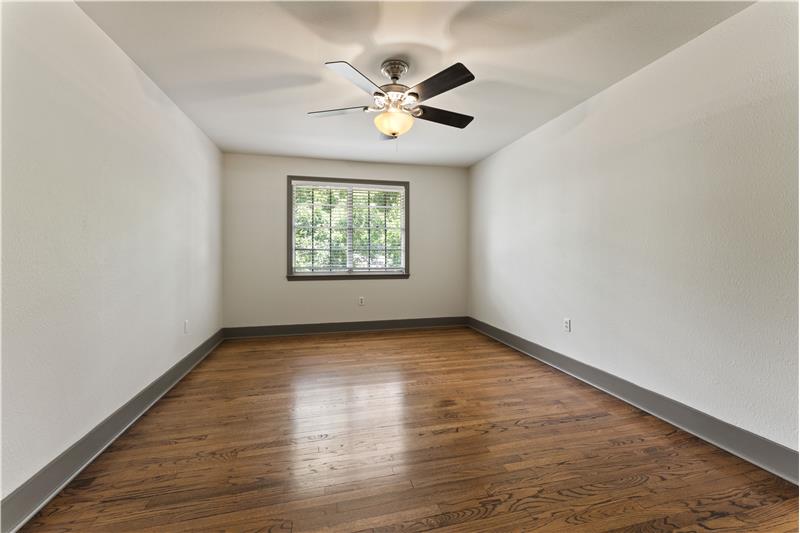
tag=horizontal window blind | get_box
[290,178,407,276]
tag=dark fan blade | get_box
[416,105,474,129]
[408,63,474,103]
[308,106,368,118]
[325,61,384,96]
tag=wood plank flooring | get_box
[23,327,798,532]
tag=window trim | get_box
[286,175,410,281]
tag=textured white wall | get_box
[223,153,468,327]
[2,2,223,496]
[468,3,798,449]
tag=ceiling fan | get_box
[309,59,475,139]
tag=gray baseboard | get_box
[1,317,467,532]
[224,316,469,338]
[467,317,798,485]
[5,315,796,533]
[1,330,225,533]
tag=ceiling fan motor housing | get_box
[380,59,409,82]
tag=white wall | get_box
[223,153,467,326]
[469,2,797,449]
[3,0,795,503]
[2,2,223,496]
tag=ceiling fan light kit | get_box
[374,109,414,137]
[309,58,475,139]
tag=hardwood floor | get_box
[23,327,797,532]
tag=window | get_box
[287,176,409,280]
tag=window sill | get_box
[286,273,410,281]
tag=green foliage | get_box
[293,184,405,272]
[294,227,312,249]
[387,229,402,248]
[387,249,402,268]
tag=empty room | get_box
[2,1,798,531]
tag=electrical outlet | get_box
[563,318,571,333]
[358,296,365,306]
[184,320,189,334]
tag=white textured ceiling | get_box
[79,1,749,166]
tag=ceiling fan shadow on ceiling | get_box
[308,59,475,139]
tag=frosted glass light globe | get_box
[374,110,414,137]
